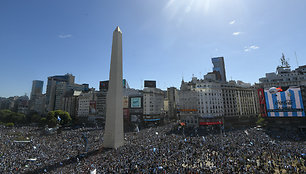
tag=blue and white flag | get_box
[264,87,305,117]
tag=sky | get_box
[0,0,306,97]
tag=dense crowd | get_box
[0,123,305,173]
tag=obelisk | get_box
[103,26,124,149]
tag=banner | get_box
[264,87,305,117]
[199,121,223,125]
[257,88,267,117]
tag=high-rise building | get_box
[29,80,44,111]
[78,90,96,117]
[143,87,164,123]
[212,57,227,82]
[167,87,178,120]
[62,90,82,119]
[30,80,43,100]
[46,73,75,111]
[258,65,306,88]
[179,77,258,127]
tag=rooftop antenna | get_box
[295,51,299,68]
[280,53,290,68]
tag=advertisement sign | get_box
[99,81,109,90]
[100,79,127,90]
[257,88,267,117]
[199,121,223,125]
[264,87,305,117]
[144,80,156,88]
[130,97,142,108]
[89,101,96,114]
[123,96,129,108]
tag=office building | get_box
[30,80,43,100]
[46,73,75,111]
[212,57,227,82]
[167,87,178,120]
[143,86,164,122]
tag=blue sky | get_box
[0,0,306,97]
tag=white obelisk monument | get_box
[103,26,124,149]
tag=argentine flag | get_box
[264,87,305,117]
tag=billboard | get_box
[123,96,129,108]
[264,87,305,117]
[144,80,156,88]
[257,88,267,117]
[130,97,142,108]
[89,101,96,114]
[100,79,127,90]
[99,81,109,90]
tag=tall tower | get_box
[29,80,44,111]
[212,57,227,83]
[103,26,124,149]
[46,74,75,111]
[30,80,44,100]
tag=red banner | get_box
[199,121,223,125]
[257,88,267,117]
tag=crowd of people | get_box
[0,123,305,173]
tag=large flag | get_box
[264,87,305,117]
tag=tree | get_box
[12,113,26,124]
[0,110,25,124]
[31,114,41,123]
[40,117,47,126]
[47,117,57,128]
[46,110,72,127]
[54,110,72,125]
[5,122,14,127]
[0,110,13,123]
[26,111,42,123]
[46,111,56,128]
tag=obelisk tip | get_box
[114,26,122,33]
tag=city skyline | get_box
[1,0,306,97]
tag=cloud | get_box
[165,0,175,8]
[58,34,72,39]
[244,45,259,52]
[232,32,241,36]
[229,20,236,25]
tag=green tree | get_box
[40,117,47,125]
[5,122,14,127]
[26,111,42,123]
[0,110,25,124]
[46,110,72,127]
[47,117,57,128]
[54,110,72,125]
[13,113,26,124]
[46,111,56,127]
[31,114,41,123]
[0,110,13,123]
